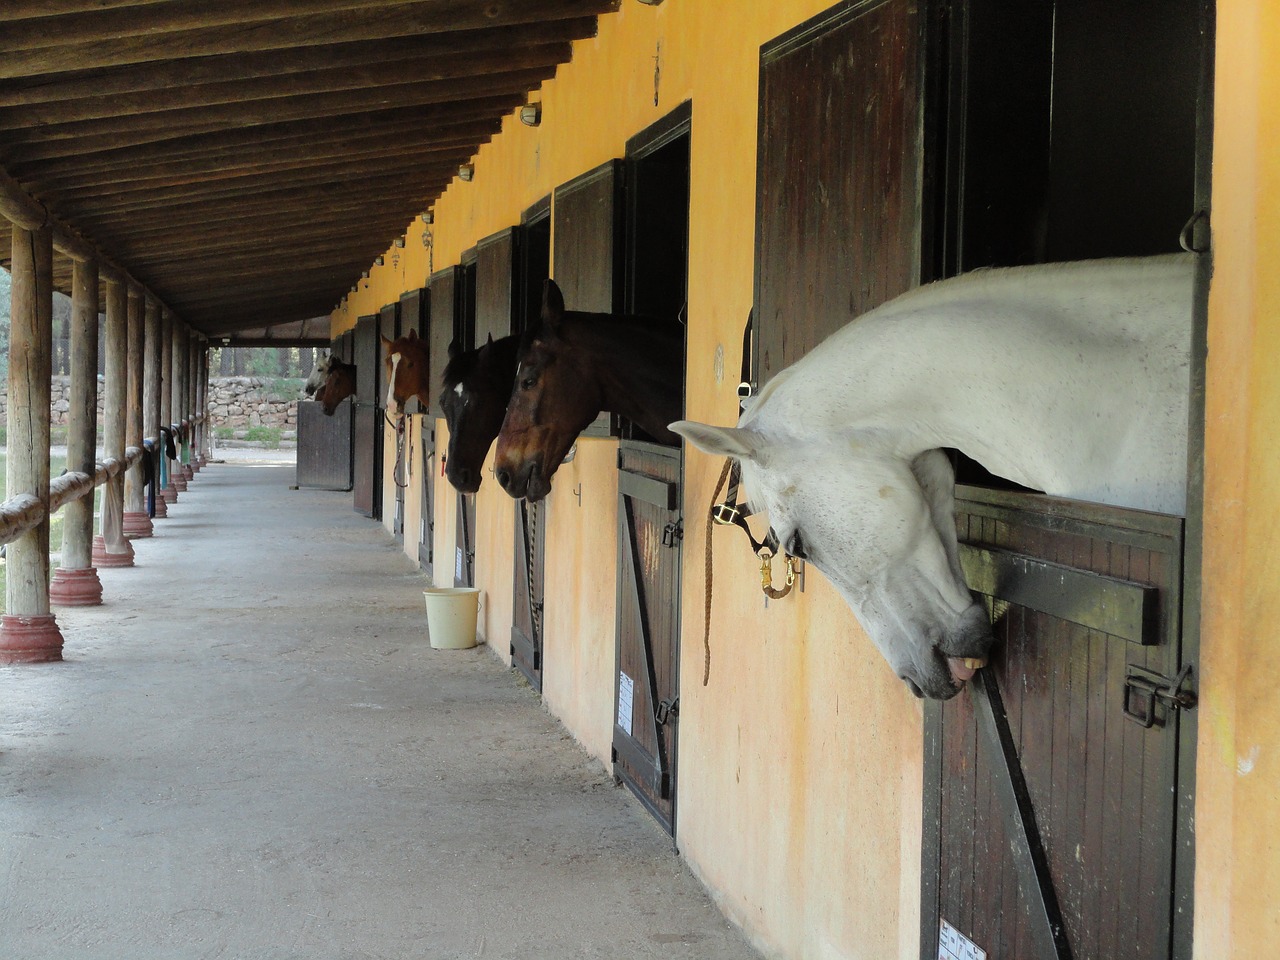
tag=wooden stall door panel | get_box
[399,288,427,415]
[553,161,623,438]
[476,229,518,344]
[418,419,435,574]
[511,499,545,691]
[427,268,459,420]
[932,494,1184,960]
[453,493,476,589]
[351,403,379,518]
[296,399,353,491]
[612,442,681,833]
[756,0,922,386]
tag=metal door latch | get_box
[655,697,679,726]
[661,519,683,548]
[1123,663,1198,728]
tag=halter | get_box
[384,409,409,490]
[700,311,799,686]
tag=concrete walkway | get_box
[1,462,765,960]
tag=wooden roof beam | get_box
[0,3,610,78]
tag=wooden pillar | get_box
[143,298,166,519]
[172,324,189,490]
[190,338,205,472]
[122,285,151,537]
[160,310,177,503]
[0,222,63,661]
[92,278,134,567]
[170,321,187,492]
[199,345,211,466]
[185,334,199,479]
[49,257,104,606]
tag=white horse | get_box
[302,352,332,399]
[672,254,1193,700]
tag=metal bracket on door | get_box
[655,697,679,727]
[1123,663,1198,728]
[661,519,683,548]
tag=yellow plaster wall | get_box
[321,3,984,957]
[473,443,515,661]
[1195,1,1280,955]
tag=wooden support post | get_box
[200,344,211,466]
[0,222,64,662]
[160,309,177,503]
[50,257,104,606]
[93,278,134,567]
[185,334,199,479]
[172,325,189,488]
[122,286,151,537]
[190,338,205,473]
[143,298,166,518]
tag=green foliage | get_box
[214,426,235,440]
[242,425,282,444]
[263,377,304,401]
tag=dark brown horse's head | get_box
[494,281,606,501]
[439,333,520,493]
[381,329,430,416]
[317,357,357,415]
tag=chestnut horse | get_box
[493,280,684,501]
[437,334,521,493]
[315,356,356,415]
[381,329,431,414]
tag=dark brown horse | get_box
[437,334,521,493]
[494,280,684,501]
[316,356,356,415]
[381,329,431,414]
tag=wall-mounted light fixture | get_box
[350,285,357,293]
[519,102,542,126]
[636,0,664,5]
[361,270,369,279]
[458,163,474,181]
[375,255,384,266]
[421,211,434,225]
[394,236,406,248]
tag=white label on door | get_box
[938,920,986,960]
[617,671,635,736]
[455,546,464,582]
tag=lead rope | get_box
[703,458,733,686]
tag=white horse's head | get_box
[672,420,993,700]
[302,352,333,398]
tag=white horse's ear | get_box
[669,420,761,461]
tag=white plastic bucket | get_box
[423,587,480,649]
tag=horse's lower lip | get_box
[948,656,986,684]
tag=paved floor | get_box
[0,461,765,960]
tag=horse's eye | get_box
[786,530,808,560]
[521,376,536,390]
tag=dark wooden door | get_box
[755,0,922,387]
[379,301,404,538]
[398,287,426,414]
[511,498,546,690]
[453,253,478,589]
[351,314,380,519]
[612,441,682,833]
[923,491,1186,960]
[295,398,352,491]
[918,3,1207,957]
[552,160,623,438]
[511,202,551,688]
[476,228,519,345]
[427,266,460,421]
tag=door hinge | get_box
[661,519,683,548]
[1123,663,1198,728]
[655,697,679,727]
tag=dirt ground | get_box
[0,461,767,960]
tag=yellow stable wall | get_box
[1195,0,1280,956]
[326,1,1278,957]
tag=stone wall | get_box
[0,376,298,431]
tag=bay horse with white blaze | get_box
[672,254,1193,701]
[436,334,521,493]
[494,279,684,501]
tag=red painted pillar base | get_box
[153,495,168,518]
[173,476,188,493]
[49,567,104,607]
[0,614,64,664]
[123,511,153,538]
[162,483,178,504]
[183,464,194,481]
[92,534,135,567]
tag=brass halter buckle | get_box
[759,550,796,600]
[711,502,741,526]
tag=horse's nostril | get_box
[456,467,472,484]
[495,469,510,489]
